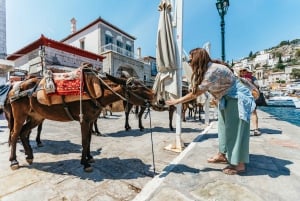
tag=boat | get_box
[266,91,299,107]
[293,98,300,109]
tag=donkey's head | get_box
[105,73,157,107]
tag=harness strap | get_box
[61,95,75,121]
[92,71,127,101]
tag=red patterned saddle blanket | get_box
[37,66,102,106]
[51,68,84,95]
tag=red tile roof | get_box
[7,34,105,61]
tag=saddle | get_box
[36,65,102,106]
[8,78,40,103]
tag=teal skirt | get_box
[218,96,250,165]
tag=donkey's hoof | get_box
[95,132,102,136]
[26,158,33,165]
[84,166,93,172]
[37,143,44,147]
[10,160,19,170]
[87,158,95,163]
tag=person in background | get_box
[166,48,256,175]
[239,67,261,136]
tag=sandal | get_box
[222,165,246,175]
[207,153,228,164]
[254,129,261,136]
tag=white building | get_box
[254,51,270,66]
[268,71,288,84]
[61,17,153,86]
[0,0,6,59]
[285,65,300,81]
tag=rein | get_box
[143,102,156,176]
[90,71,127,101]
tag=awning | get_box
[0,59,14,72]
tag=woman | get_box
[166,48,256,175]
[238,67,261,136]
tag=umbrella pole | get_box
[164,0,184,153]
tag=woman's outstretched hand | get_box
[165,97,179,106]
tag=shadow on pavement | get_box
[247,154,291,177]
[106,126,202,138]
[156,154,291,178]
[21,139,83,155]
[159,164,200,178]
[23,157,153,182]
[259,128,282,135]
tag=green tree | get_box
[279,40,289,46]
[290,68,300,79]
[249,51,253,58]
[290,39,300,44]
[295,49,300,58]
[275,51,282,58]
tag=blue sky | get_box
[6,0,300,62]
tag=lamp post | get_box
[216,0,229,62]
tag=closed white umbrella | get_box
[153,0,183,152]
[153,0,178,99]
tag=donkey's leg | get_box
[86,121,95,163]
[138,106,146,131]
[9,115,28,170]
[19,124,34,164]
[19,119,42,164]
[169,106,176,131]
[36,122,43,147]
[123,101,133,131]
[80,120,93,172]
[92,119,102,136]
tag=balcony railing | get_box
[101,43,134,58]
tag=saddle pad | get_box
[37,89,91,106]
[54,78,84,95]
[46,67,83,95]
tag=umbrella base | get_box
[164,143,185,153]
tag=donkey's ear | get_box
[105,73,126,85]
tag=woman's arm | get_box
[166,89,204,106]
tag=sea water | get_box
[259,105,300,127]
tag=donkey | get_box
[3,70,156,172]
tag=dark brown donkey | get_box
[123,85,190,131]
[3,70,155,172]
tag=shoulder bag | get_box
[239,77,260,100]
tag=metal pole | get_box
[220,14,225,62]
[175,0,183,152]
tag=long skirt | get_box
[218,96,250,165]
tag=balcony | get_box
[101,43,134,58]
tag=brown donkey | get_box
[3,71,156,172]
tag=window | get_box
[105,35,113,45]
[105,31,113,45]
[116,36,123,53]
[125,43,132,52]
[80,40,85,50]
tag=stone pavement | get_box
[0,109,208,201]
[1,109,300,201]
[134,110,300,201]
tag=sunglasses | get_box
[187,59,191,64]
